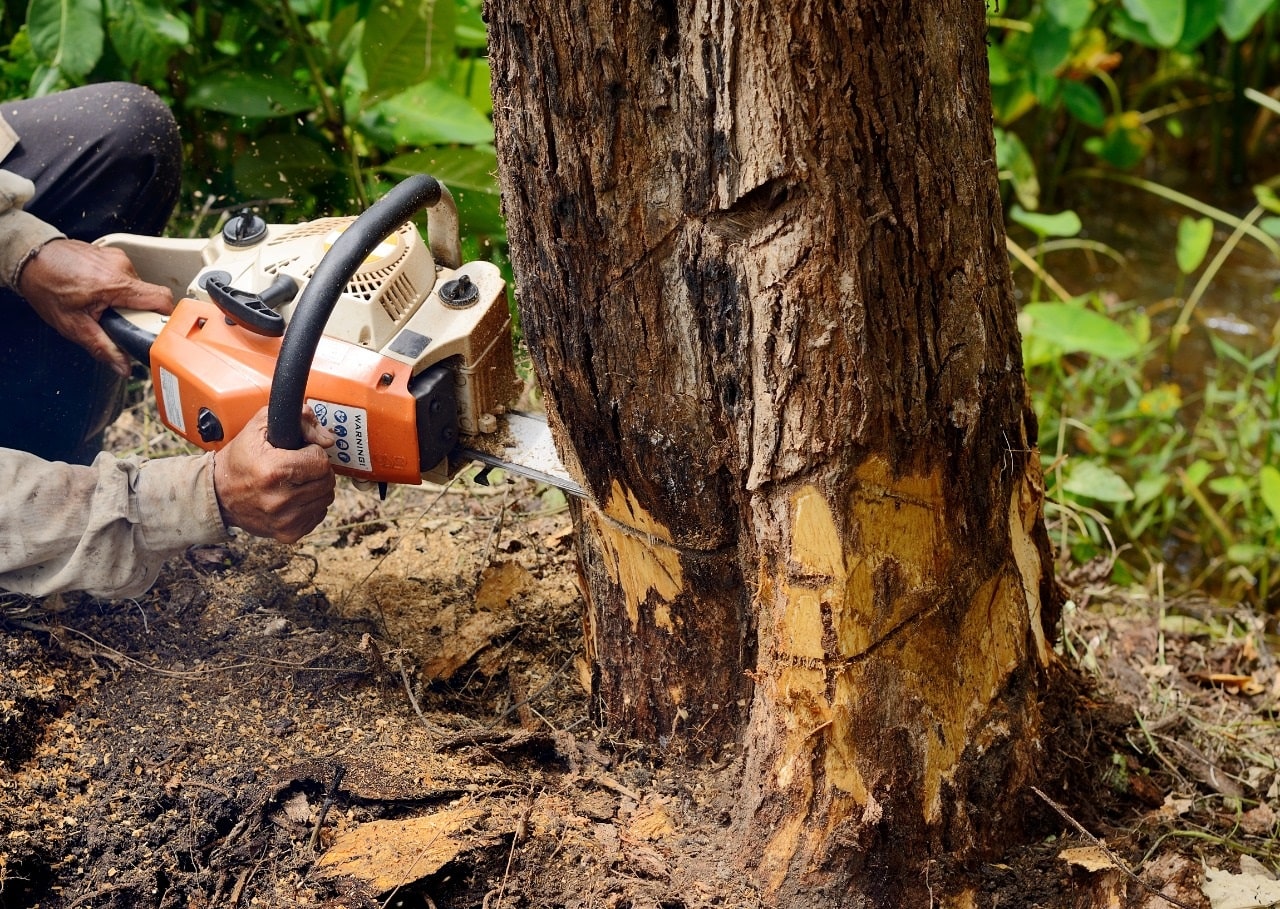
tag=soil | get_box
[3,407,1280,908]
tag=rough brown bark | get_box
[487,0,1061,903]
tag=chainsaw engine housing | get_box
[99,205,519,486]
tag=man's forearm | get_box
[0,449,229,598]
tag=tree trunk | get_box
[486,0,1062,903]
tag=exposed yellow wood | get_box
[761,461,1037,878]
[1009,472,1051,664]
[587,480,684,630]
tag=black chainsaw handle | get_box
[100,309,156,367]
[266,174,443,451]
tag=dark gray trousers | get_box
[0,82,181,464]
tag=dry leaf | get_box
[316,807,489,893]
[1189,672,1265,697]
[1203,867,1280,909]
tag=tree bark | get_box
[487,0,1062,902]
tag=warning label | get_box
[158,367,185,434]
[306,399,371,472]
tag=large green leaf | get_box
[104,0,187,81]
[1061,80,1106,127]
[232,132,336,198]
[1063,460,1136,503]
[1010,205,1082,238]
[995,129,1040,210]
[187,71,315,118]
[1019,301,1141,360]
[1219,0,1272,40]
[26,0,104,84]
[1260,465,1280,525]
[371,81,494,145]
[1047,0,1095,29]
[361,0,457,105]
[1028,16,1073,75]
[1122,0,1186,45]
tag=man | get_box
[0,83,335,599]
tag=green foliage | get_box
[988,0,1280,190]
[1,0,503,240]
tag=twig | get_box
[310,765,346,850]
[1032,787,1199,909]
[397,656,446,736]
[487,652,577,729]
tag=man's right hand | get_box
[212,407,337,542]
[17,237,175,378]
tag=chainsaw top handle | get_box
[266,174,445,451]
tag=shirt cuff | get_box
[0,208,65,289]
[132,451,231,553]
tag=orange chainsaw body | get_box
[149,297,426,485]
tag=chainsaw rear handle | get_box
[100,309,156,367]
[266,174,445,451]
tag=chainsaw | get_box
[98,174,584,499]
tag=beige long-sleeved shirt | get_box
[0,113,230,599]
[0,449,229,597]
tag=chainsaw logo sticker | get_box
[307,399,372,472]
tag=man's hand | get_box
[18,238,174,377]
[212,407,337,543]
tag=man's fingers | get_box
[77,317,133,378]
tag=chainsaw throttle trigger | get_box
[203,272,293,337]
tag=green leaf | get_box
[26,0,104,84]
[1208,474,1249,497]
[1227,542,1266,564]
[1179,0,1222,48]
[361,0,456,105]
[987,42,1013,85]
[1259,216,1280,238]
[232,132,336,198]
[1087,113,1154,168]
[1122,0,1185,46]
[994,129,1041,210]
[370,80,494,145]
[1019,301,1141,359]
[1047,0,1095,29]
[1184,459,1213,487]
[1219,0,1272,41]
[1010,205,1082,238]
[1175,216,1214,274]
[1134,473,1169,507]
[1029,16,1073,75]
[103,0,187,81]
[1061,80,1107,127]
[1260,465,1280,524]
[186,71,315,118]
[1063,460,1136,503]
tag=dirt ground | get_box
[2,402,1280,908]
